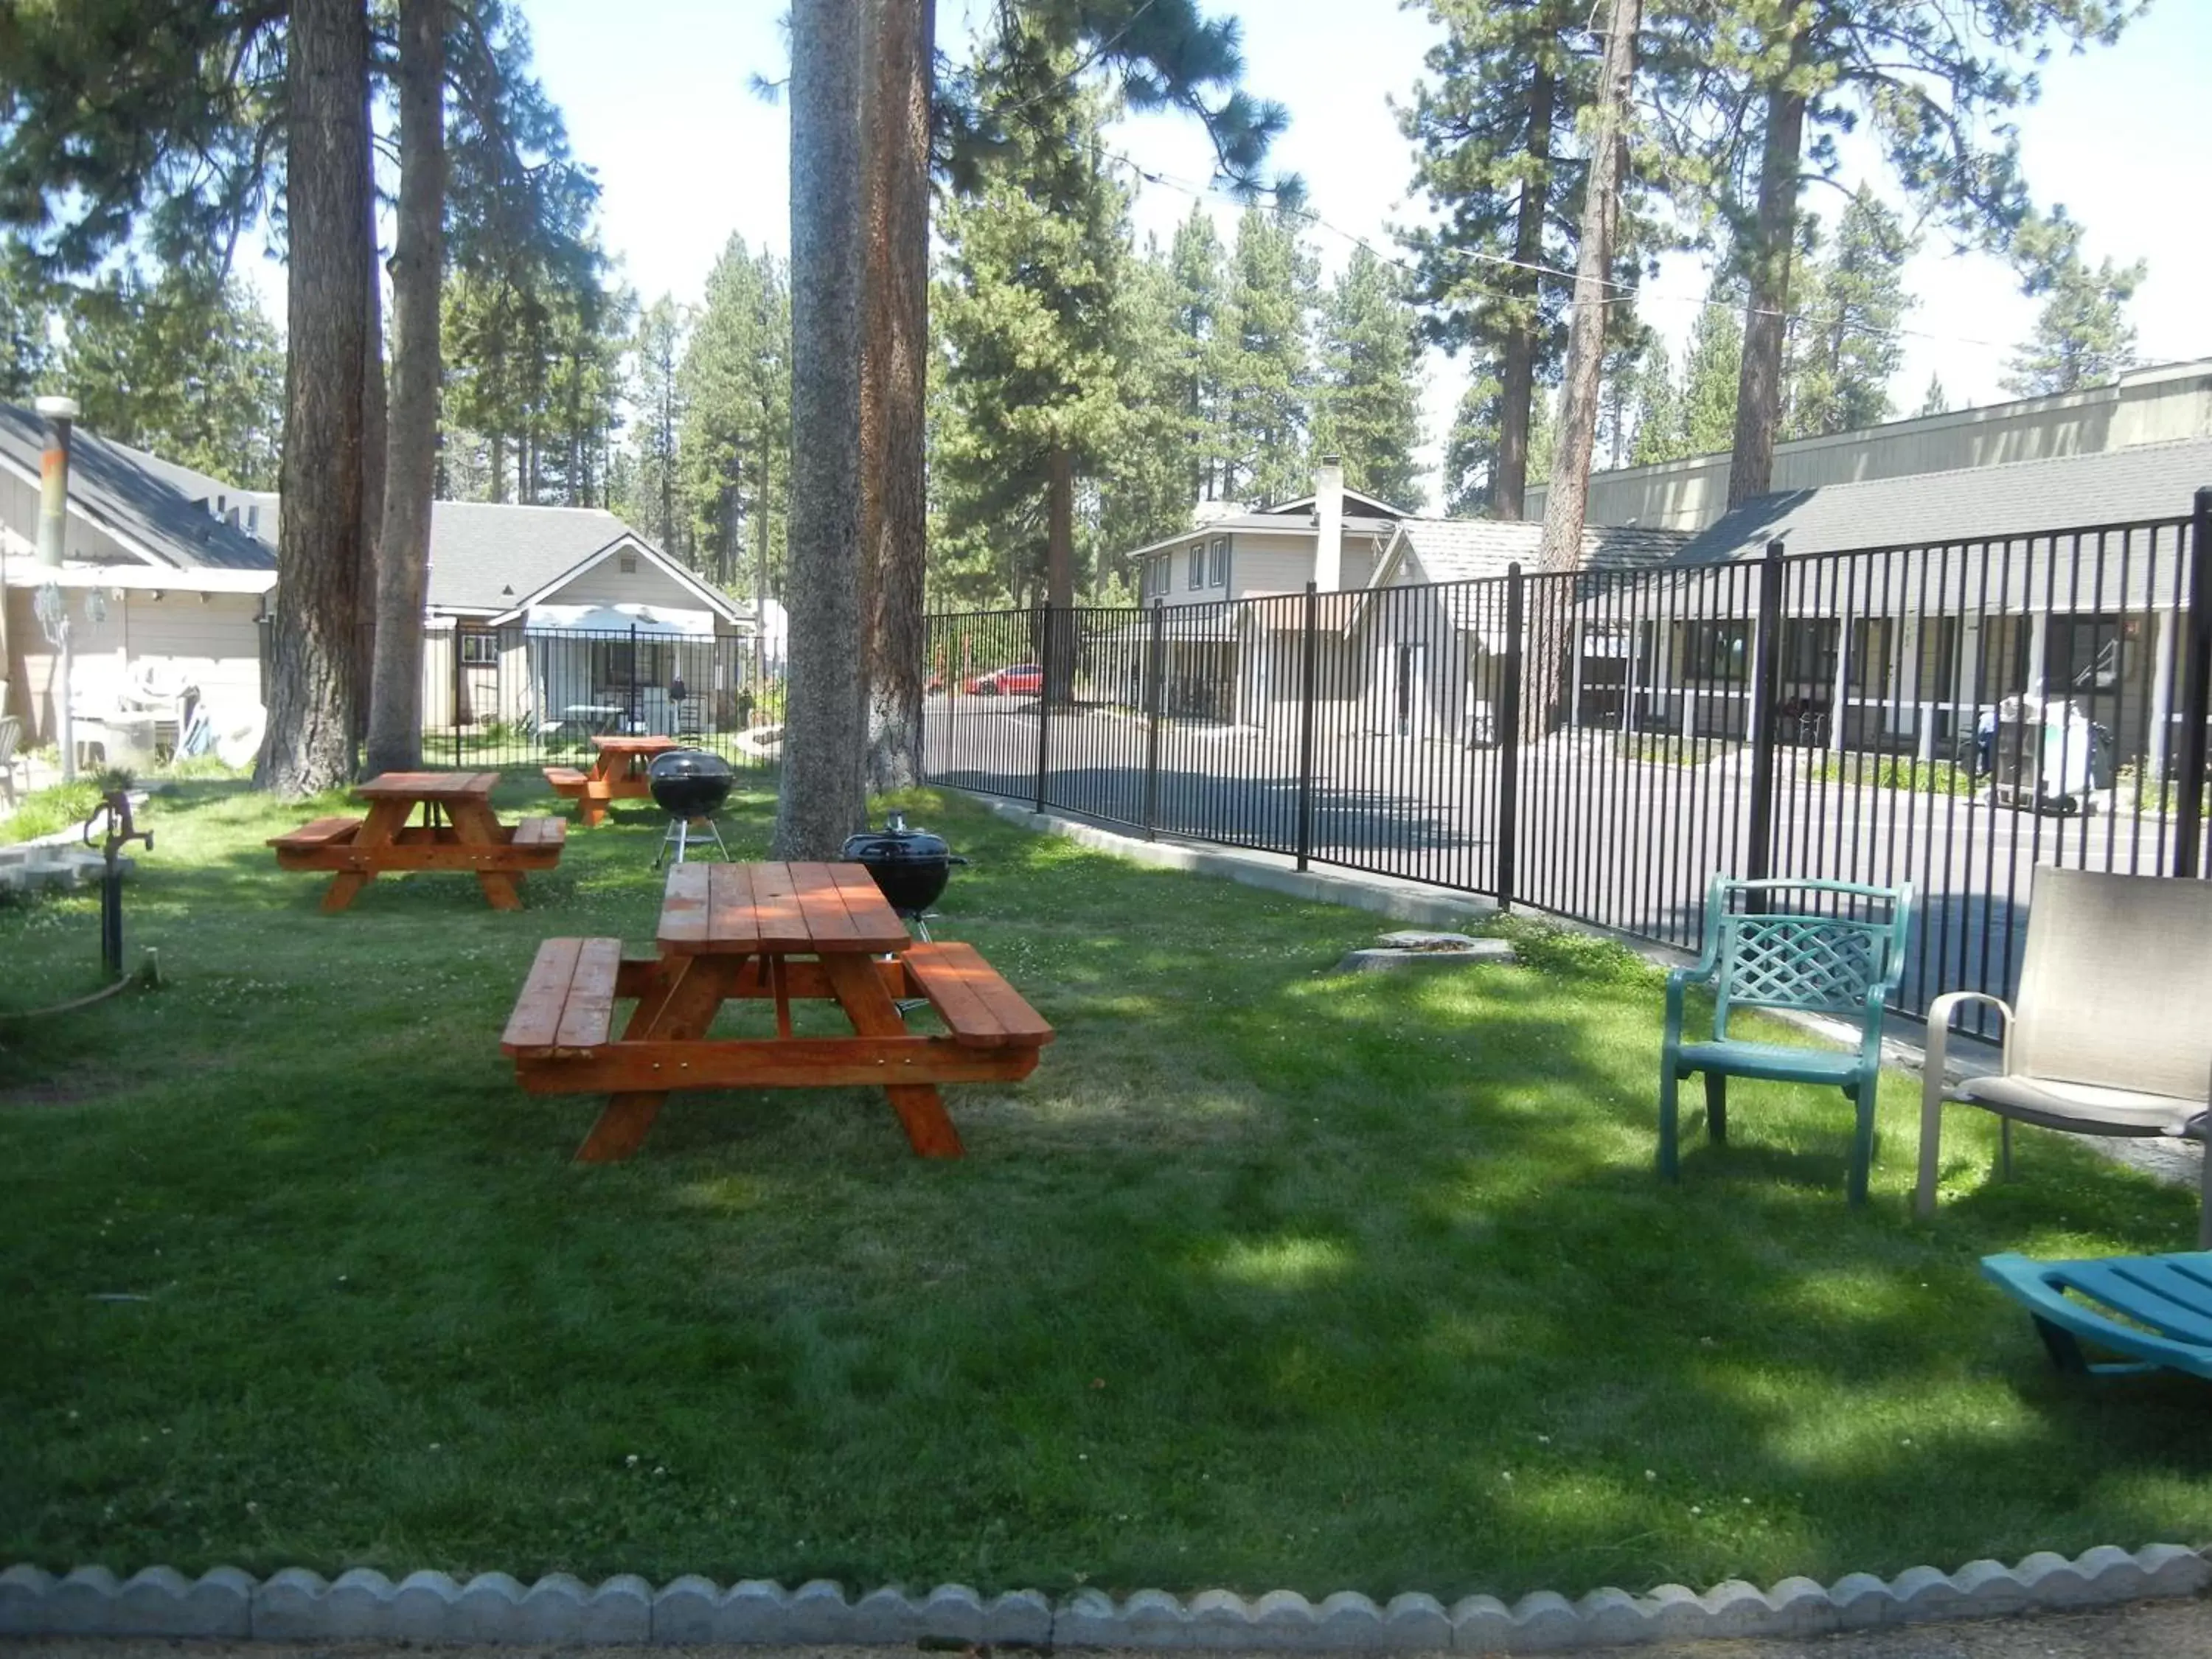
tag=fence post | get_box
[2177,488,2212,878]
[1032,602,1051,815]
[1295,580,1319,871]
[450,623,463,766]
[1745,539,1787,895]
[1497,563,1523,911]
[628,622,641,734]
[1142,599,1165,839]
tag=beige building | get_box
[1525,358,2212,532]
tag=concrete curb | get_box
[2,1545,2205,1649]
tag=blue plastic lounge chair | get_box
[1660,877,1914,1206]
[1982,1251,2212,1380]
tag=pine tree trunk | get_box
[364,0,444,777]
[258,0,371,796]
[1493,63,1555,522]
[357,63,386,748]
[773,0,869,858]
[862,0,932,793]
[1532,0,1640,734]
[489,431,505,503]
[1725,72,1806,509]
[1043,442,1077,706]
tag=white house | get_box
[0,402,275,762]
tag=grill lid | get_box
[840,810,952,865]
[648,748,735,815]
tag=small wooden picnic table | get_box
[268,771,566,913]
[502,860,1054,1162]
[544,733,681,827]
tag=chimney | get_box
[1312,455,1345,592]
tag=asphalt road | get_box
[925,700,2188,1017]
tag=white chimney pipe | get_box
[1312,456,1345,592]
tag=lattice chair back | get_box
[1705,878,1914,1036]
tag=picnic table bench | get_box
[502,860,1052,1161]
[269,771,564,912]
[543,734,681,827]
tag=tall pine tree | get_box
[1311,245,1423,508]
[1784,187,1910,437]
[2003,206,2143,397]
[1221,204,1315,507]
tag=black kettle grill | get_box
[841,811,966,938]
[648,748,734,868]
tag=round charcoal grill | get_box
[648,748,734,867]
[841,812,966,938]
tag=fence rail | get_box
[415,623,778,776]
[924,497,2212,1029]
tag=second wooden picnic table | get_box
[502,860,1054,1162]
[268,771,566,912]
[543,733,681,827]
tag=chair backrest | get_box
[2011,866,2212,1098]
[0,714,18,767]
[1706,877,1913,1034]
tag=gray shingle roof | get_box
[0,401,276,571]
[421,501,639,611]
[1397,518,1690,583]
[1674,437,2212,565]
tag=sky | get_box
[495,0,2211,512]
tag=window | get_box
[1187,545,1204,590]
[2050,615,2126,694]
[619,553,639,574]
[1683,622,1749,684]
[1208,537,1228,588]
[459,631,498,666]
[1779,619,1837,686]
[594,638,669,689]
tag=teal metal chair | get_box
[1982,1251,2212,1380]
[1660,877,1915,1205]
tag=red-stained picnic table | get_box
[501,860,1054,1162]
[543,734,681,827]
[268,771,566,913]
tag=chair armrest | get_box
[1925,990,2014,1082]
[1914,990,2013,1220]
[1663,961,1711,1047]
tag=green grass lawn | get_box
[1,776,2208,1601]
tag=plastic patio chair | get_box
[1660,876,1916,1206]
[1981,1249,2212,1380]
[1916,866,2212,1242]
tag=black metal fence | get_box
[419,624,779,774]
[925,494,2212,1026]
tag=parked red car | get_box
[964,664,1042,696]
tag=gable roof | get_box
[1674,437,2212,565]
[0,401,276,572]
[1257,486,1410,520]
[1390,518,1691,585]
[422,502,642,611]
[420,501,748,626]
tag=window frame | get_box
[1187,544,1204,590]
[458,630,498,667]
[1208,536,1228,588]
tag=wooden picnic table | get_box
[543,733,681,827]
[268,771,566,913]
[501,860,1054,1163]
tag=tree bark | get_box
[773,0,869,858]
[1725,70,1806,509]
[358,130,386,745]
[862,0,933,793]
[364,0,445,777]
[489,431,505,503]
[1532,0,1640,732]
[1042,441,1077,706]
[1492,63,1554,522]
[258,0,371,796]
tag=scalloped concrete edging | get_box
[1,1545,2205,1649]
